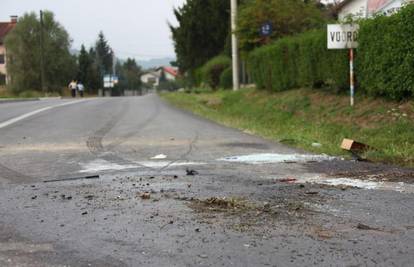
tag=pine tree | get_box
[95,32,113,77]
[169,0,230,73]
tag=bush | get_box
[357,4,414,100]
[248,29,348,92]
[219,67,233,89]
[201,55,231,89]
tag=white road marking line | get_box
[0,100,88,129]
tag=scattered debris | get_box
[305,191,319,195]
[186,169,198,176]
[43,175,100,183]
[191,197,249,211]
[357,223,380,231]
[341,139,371,152]
[140,193,151,200]
[279,178,297,183]
[263,202,271,212]
[85,195,94,201]
[60,195,72,200]
[341,139,373,161]
[151,154,167,160]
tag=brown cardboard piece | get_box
[341,139,370,152]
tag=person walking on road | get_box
[77,82,85,98]
[69,80,77,98]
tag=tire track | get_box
[86,99,159,170]
[85,98,200,173]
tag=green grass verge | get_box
[161,88,414,167]
[0,86,62,99]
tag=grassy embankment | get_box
[162,88,414,167]
[0,86,57,98]
[0,86,82,98]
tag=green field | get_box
[162,88,414,167]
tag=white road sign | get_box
[327,24,359,49]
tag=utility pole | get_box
[39,10,46,93]
[231,0,240,91]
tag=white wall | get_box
[164,72,176,81]
[0,45,6,75]
[339,0,368,20]
[376,0,411,16]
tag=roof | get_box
[368,0,389,12]
[163,66,178,77]
[336,0,390,11]
[0,21,16,44]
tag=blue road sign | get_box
[260,22,272,37]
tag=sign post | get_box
[231,0,239,91]
[327,24,359,106]
[350,48,355,106]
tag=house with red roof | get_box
[337,0,413,20]
[160,66,179,81]
[0,16,17,85]
[141,66,179,88]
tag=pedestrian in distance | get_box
[77,82,85,97]
[68,80,77,98]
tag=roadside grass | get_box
[0,86,66,98]
[161,88,414,167]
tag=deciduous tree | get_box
[237,0,327,51]
[5,11,76,93]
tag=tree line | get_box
[5,11,142,95]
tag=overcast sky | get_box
[0,0,187,60]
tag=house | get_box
[337,0,413,20]
[375,0,414,15]
[141,71,161,87]
[159,66,178,81]
[140,66,178,88]
[0,16,17,85]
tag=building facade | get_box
[338,0,413,20]
[0,16,17,85]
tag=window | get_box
[0,54,4,64]
[0,74,6,85]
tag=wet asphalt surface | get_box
[0,95,413,267]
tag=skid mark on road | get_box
[106,100,161,151]
[85,100,178,172]
[85,101,156,170]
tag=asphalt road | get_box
[0,95,413,267]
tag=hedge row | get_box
[247,4,414,100]
[248,30,349,93]
[197,55,231,89]
[358,4,414,99]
